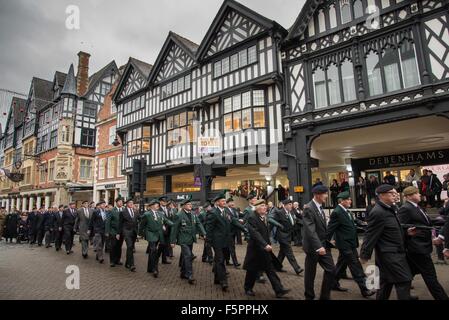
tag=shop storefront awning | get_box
[67,182,93,192]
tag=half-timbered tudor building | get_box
[283,0,449,205]
[115,0,288,205]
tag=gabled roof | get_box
[113,57,153,102]
[31,77,53,111]
[54,71,67,89]
[12,97,27,128]
[195,0,285,60]
[61,64,77,96]
[84,60,118,97]
[147,31,198,84]
[285,0,323,41]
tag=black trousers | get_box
[435,243,445,261]
[158,242,169,263]
[235,231,242,245]
[244,268,283,295]
[147,241,160,273]
[37,228,45,245]
[29,228,37,244]
[293,226,302,246]
[278,240,301,272]
[109,235,123,264]
[304,250,336,300]
[377,280,411,300]
[44,229,53,247]
[202,241,213,261]
[224,239,238,265]
[123,230,136,267]
[180,244,194,278]
[213,247,227,284]
[54,230,63,250]
[407,252,449,300]
[63,226,74,252]
[335,248,367,291]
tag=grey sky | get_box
[0,0,305,95]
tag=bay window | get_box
[167,111,195,147]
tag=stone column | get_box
[45,195,51,209]
[29,197,35,211]
[22,197,28,212]
[105,190,110,205]
[11,198,15,211]
[6,198,10,212]
[36,196,42,209]
[16,197,21,211]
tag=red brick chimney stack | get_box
[76,51,91,96]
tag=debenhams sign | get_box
[353,149,449,169]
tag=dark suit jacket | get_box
[273,208,295,243]
[398,201,433,255]
[302,200,328,254]
[205,207,245,249]
[89,209,107,235]
[54,211,64,229]
[61,209,77,229]
[326,205,359,251]
[118,207,139,235]
[360,201,412,283]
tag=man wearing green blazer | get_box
[170,197,206,284]
[105,198,124,267]
[140,199,173,278]
[326,191,375,298]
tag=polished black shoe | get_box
[180,274,189,279]
[130,266,136,272]
[245,289,256,297]
[99,259,104,264]
[256,277,267,284]
[226,262,233,266]
[332,285,349,292]
[188,277,196,285]
[214,280,220,285]
[221,283,228,292]
[82,254,88,259]
[116,262,123,266]
[276,289,291,298]
[296,267,304,275]
[66,251,70,255]
[153,271,159,278]
[192,255,197,261]
[361,289,376,298]
[110,263,116,267]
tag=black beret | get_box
[180,198,192,206]
[375,184,394,194]
[158,196,168,202]
[282,199,293,205]
[213,193,226,203]
[125,199,134,204]
[226,198,234,203]
[203,201,211,208]
[312,185,329,194]
[97,200,106,205]
[115,197,123,203]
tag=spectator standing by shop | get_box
[330,179,340,208]
[355,177,367,208]
[366,175,379,204]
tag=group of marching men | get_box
[2,182,449,300]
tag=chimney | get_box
[76,51,91,96]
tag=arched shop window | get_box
[223,89,266,134]
[365,40,420,96]
[353,0,364,19]
[340,0,352,24]
[167,111,195,147]
[312,59,357,109]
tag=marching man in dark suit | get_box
[89,201,108,264]
[118,199,140,272]
[199,201,213,264]
[54,205,64,251]
[303,185,336,300]
[224,198,243,268]
[398,186,448,300]
[243,199,290,298]
[273,199,304,275]
[62,202,77,254]
[206,193,246,291]
[106,198,124,267]
[170,197,205,284]
[75,201,91,258]
[326,191,376,298]
[360,184,414,300]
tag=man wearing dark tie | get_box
[62,202,77,254]
[158,196,172,264]
[224,198,243,268]
[398,186,448,300]
[106,198,124,267]
[89,200,108,264]
[326,192,375,298]
[303,185,336,300]
[273,199,304,276]
[118,199,139,271]
[75,201,91,258]
[54,205,65,251]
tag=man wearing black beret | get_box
[360,184,414,300]
[272,199,304,276]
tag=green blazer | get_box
[140,210,173,244]
[170,210,205,246]
[242,206,254,222]
[326,205,359,251]
[205,207,246,249]
[105,207,121,236]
